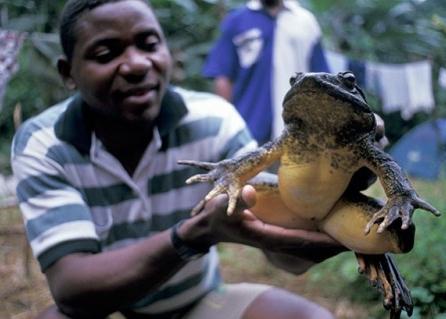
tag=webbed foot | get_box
[178,159,243,215]
[356,253,413,319]
[365,193,440,234]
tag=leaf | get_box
[411,287,435,304]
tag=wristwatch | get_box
[170,220,210,261]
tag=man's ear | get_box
[57,57,76,90]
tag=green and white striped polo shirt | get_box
[11,86,256,315]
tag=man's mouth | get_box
[123,83,160,98]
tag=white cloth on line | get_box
[366,60,434,119]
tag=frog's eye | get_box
[339,72,356,89]
[290,72,304,86]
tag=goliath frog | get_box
[179,72,440,318]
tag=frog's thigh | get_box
[319,194,415,254]
[250,185,317,230]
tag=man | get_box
[11,0,342,318]
[203,0,330,145]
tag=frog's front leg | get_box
[178,139,283,215]
[359,140,440,234]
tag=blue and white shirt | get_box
[203,0,329,144]
[11,87,256,315]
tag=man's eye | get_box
[92,47,115,63]
[140,35,160,51]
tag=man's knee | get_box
[243,287,334,319]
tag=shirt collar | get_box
[54,87,188,155]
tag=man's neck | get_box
[92,114,154,176]
[262,0,284,17]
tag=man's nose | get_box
[119,47,152,76]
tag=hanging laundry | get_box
[0,29,26,111]
[367,62,409,114]
[403,60,435,119]
[366,60,434,119]
[438,67,446,89]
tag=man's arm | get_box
[262,239,346,275]
[44,185,344,318]
[213,76,233,101]
[263,252,320,275]
[45,231,187,317]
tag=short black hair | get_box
[59,0,148,61]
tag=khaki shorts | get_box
[183,283,271,319]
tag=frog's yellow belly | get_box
[278,155,354,221]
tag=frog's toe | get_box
[178,160,217,170]
[414,196,441,217]
[376,206,401,233]
[226,185,242,216]
[204,184,227,202]
[382,200,416,232]
[398,201,414,230]
[185,173,214,184]
[365,209,386,234]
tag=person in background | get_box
[203,0,330,145]
[11,0,344,318]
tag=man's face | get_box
[62,0,172,122]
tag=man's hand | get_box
[180,185,346,265]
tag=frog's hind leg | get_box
[320,192,415,254]
[321,193,415,318]
[356,253,413,319]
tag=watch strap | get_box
[170,220,209,261]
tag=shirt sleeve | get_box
[11,124,100,272]
[309,39,330,73]
[202,15,239,80]
[211,96,257,160]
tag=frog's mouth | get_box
[285,72,371,113]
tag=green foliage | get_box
[308,179,446,318]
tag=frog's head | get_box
[282,72,375,139]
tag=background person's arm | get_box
[214,76,233,101]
